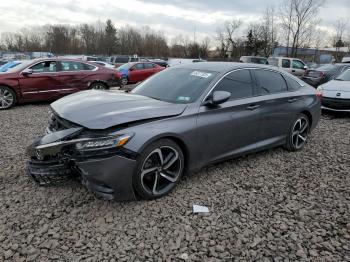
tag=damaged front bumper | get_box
[27,126,138,201]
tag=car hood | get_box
[51,90,187,129]
[321,80,350,91]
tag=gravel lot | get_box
[0,102,349,261]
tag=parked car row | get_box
[0,58,121,109]
[301,63,350,87]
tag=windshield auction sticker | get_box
[191,71,212,78]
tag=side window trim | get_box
[28,61,59,74]
[58,61,97,72]
[251,68,289,96]
[208,69,255,102]
[202,68,262,103]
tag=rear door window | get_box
[282,59,291,68]
[60,61,85,71]
[213,69,254,100]
[144,63,155,69]
[255,70,288,95]
[132,63,144,70]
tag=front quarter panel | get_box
[120,105,199,170]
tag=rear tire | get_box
[0,86,16,110]
[284,113,310,151]
[120,77,128,87]
[133,139,184,200]
[89,82,108,90]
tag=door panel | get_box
[252,69,300,146]
[195,69,261,165]
[19,74,61,101]
[129,63,144,82]
[19,61,61,101]
[57,61,87,94]
[196,99,261,164]
[292,60,306,76]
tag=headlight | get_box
[75,134,132,151]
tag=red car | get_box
[117,62,165,85]
[0,58,121,109]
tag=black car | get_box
[301,63,350,87]
[27,63,321,201]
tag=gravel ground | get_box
[0,103,349,262]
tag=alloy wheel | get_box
[292,116,309,149]
[0,87,14,109]
[91,83,106,90]
[140,146,182,195]
[121,77,128,86]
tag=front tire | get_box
[89,82,108,90]
[0,86,16,110]
[284,113,310,151]
[133,139,184,200]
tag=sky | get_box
[0,0,349,42]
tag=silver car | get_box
[317,69,350,112]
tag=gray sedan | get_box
[27,63,321,201]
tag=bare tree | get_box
[215,19,242,59]
[332,18,348,60]
[279,0,325,57]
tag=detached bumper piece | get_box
[27,160,76,186]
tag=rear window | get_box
[251,57,268,65]
[114,57,129,63]
[317,64,337,71]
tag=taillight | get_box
[316,90,322,99]
[115,72,121,79]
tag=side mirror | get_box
[204,91,231,106]
[22,68,33,75]
[129,67,135,71]
[303,65,308,70]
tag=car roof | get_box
[171,62,278,73]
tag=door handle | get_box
[288,98,299,103]
[246,104,260,110]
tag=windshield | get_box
[132,68,218,104]
[4,60,34,73]
[335,69,350,81]
[0,61,21,72]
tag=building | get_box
[272,46,350,63]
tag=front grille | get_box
[322,97,350,110]
[27,160,77,186]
